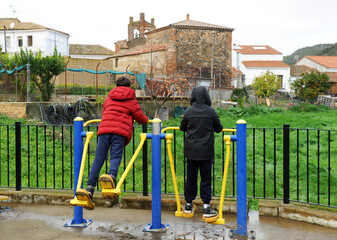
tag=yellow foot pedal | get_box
[70,189,95,210]
[202,213,219,223]
[181,204,196,218]
[99,174,116,198]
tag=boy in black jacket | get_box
[180,86,223,217]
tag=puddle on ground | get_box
[1,204,337,239]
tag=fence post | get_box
[15,122,21,191]
[283,124,290,204]
[142,124,148,196]
[64,117,92,227]
[235,119,247,236]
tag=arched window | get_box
[134,29,140,38]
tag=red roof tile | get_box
[234,45,282,55]
[242,61,289,68]
[111,44,167,58]
[303,56,337,68]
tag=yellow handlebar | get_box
[76,131,94,192]
[83,119,153,127]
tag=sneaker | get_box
[111,176,116,188]
[85,186,95,201]
[203,206,217,218]
[184,203,193,213]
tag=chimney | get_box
[140,12,145,20]
[151,18,155,25]
[129,16,133,23]
[186,13,189,20]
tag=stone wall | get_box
[147,27,232,86]
[175,29,232,87]
[0,102,26,118]
[113,50,167,77]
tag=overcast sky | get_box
[1,0,337,56]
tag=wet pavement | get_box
[1,203,337,239]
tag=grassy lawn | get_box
[1,103,337,206]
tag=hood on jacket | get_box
[190,86,212,106]
[108,86,135,101]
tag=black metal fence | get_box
[1,122,337,208]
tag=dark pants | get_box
[87,133,125,187]
[184,159,212,204]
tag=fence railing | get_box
[1,122,337,208]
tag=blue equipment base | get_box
[0,206,10,213]
[64,218,93,228]
[231,228,247,236]
[143,223,170,232]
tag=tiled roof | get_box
[0,18,69,36]
[234,45,282,55]
[170,19,234,31]
[111,44,167,58]
[231,66,242,78]
[70,44,114,55]
[302,56,337,68]
[242,61,289,68]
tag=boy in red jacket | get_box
[85,77,148,208]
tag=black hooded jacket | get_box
[180,86,223,160]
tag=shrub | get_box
[230,88,249,107]
[290,71,331,102]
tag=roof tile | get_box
[0,18,69,36]
[242,61,289,68]
[303,56,337,68]
[234,45,282,55]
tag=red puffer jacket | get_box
[97,86,148,146]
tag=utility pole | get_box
[27,63,31,102]
[4,26,7,53]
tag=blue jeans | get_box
[87,134,125,187]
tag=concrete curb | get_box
[1,189,337,229]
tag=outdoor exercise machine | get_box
[64,117,247,236]
[65,117,149,227]
[65,117,171,232]
[162,120,247,236]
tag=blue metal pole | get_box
[152,120,161,229]
[143,118,169,232]
[64,117,92,227]
[235,119,247,236]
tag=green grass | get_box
[1,104,337,207]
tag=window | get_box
[277,75,283,88]
[18,36,23,47]
[134,29,140,38]
[27,36,33,46]
[5,36,11,48]
[115,58,119,68]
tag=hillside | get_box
[283,43,337,65]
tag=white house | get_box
[232,45,291,91]
[0,18,69,56]
[295,56,337,73]
[295,56,337,94]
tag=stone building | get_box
[111,13,234,88]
